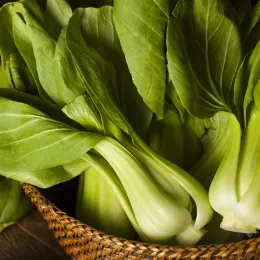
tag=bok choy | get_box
[1,0,260,246]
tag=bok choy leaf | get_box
[0,177,32,232]
[0,95,103,173]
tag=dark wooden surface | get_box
[0,209,70,260]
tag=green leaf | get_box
[233,53,250,123]
[66,7,134,135]
[43,0,73,40]
[73,6,120,104]
[0,88,80,128]
[0,177,31,231]
[0,97,103,173]
[19,0,45,24]
[0,65,9,88]
[252,58,260,111]
[11,3,50,99]
[11,0,73,106]
[166,81,186,123]
[62,94,123,141]
[167,0,242,118]
[111,41,152,138]
[54,27,86,104]
[98,105,123,141]
[7,52,35,92]
[20,0,72,40]
[170,0,180,12]
[0,3,36,93]
[62,95,102,133]
[11,154,92,188]
[192,112,232,189]
[235,42,260,124]
[65,6,152,137]
[6,162,89,189]
[0,3,17,70]
[114,0,169,118]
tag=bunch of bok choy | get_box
[0,0,259,246]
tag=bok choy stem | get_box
[94,137,192,244]
[76,161,136,239]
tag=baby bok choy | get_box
[63,94,208,244]
[0,0,214,245]
[65,4,213,243]
[166,0,260,234]
[94,137,192,244]
[210,40,260,233]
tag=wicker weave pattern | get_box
[21,183,260,260]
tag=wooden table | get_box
[0,209,70,260]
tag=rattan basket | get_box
[21,183,260,260]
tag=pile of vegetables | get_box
[0,0,259,245]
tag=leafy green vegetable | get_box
[76,155,136,239]
[165,1,260,234]
[167,0,242,118]
[11,2,50,98]
[235,111,260,230]
[124,140,190,209]
[0,177,31,232]
[199,23,260,233]
[54,27,86,104]
[66,8,133,134]
[0,4,36,93]
[12,6,63,105]
[0,96,103,173]
[113,0,169,118]
[0,65,9,88]
[66,6,152,137]
[94,137,192,243]
[3,0,258,244]
[61,91,203,243]
[62,93,123,142]
[78,153,147,241]
[233,41,260,125]
[62,95,103,133]
[128,136,213,232]
[192,112,232,189]
[62,90,208,244]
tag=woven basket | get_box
[21,183,260,260]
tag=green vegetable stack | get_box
[0,0,259,245]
